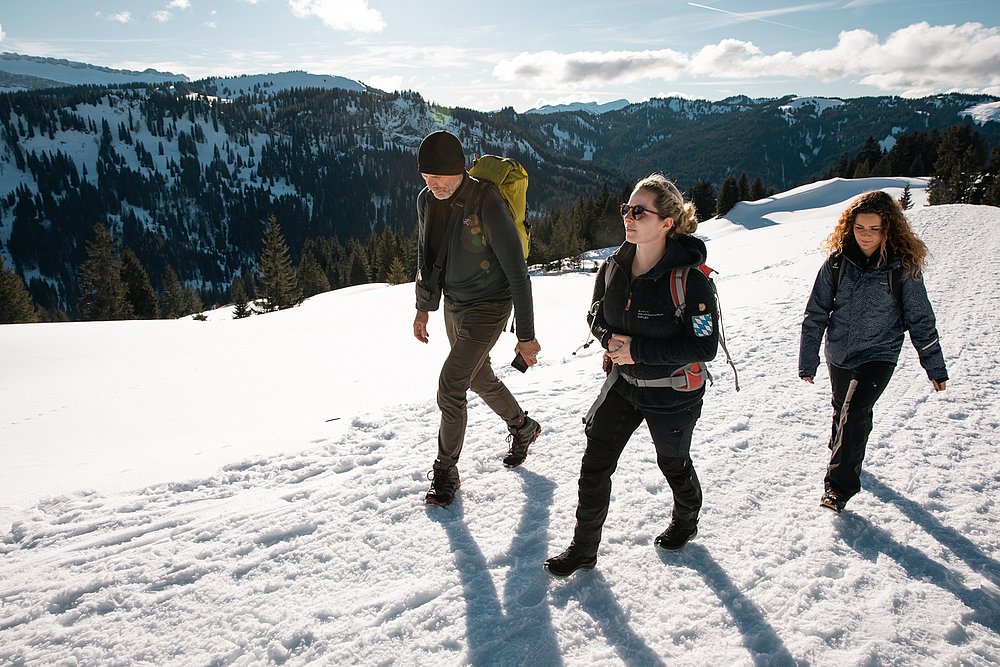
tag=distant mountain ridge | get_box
[0,52,188,91]
[525,99,630,115]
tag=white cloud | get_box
[96,11,134,24]
[494,48,688,86]
[0,23,5,42]
[288,0,385,33]
[494,22,1000,96]
[152,10,172,22]
[168,0,192,8]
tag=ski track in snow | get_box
[1,186,999,666]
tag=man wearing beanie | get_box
[413,130,542,506]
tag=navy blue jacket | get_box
[589,236,719,412]
[799,242,948,382]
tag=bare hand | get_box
[802,376,814,384]
[413,310,429,343]
[932,379,946,392]
[515,338,541,366]
[608,334,634,365]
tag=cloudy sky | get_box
[2,0,999,111]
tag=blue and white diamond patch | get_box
[692,313,713,337]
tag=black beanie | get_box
[417,131,466,175]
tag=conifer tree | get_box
[980,146,1000,207]
[738,172,750,201]
[715,176,740,217]
[78,223,132,321]
[184,286,204,317]
[386,256,410,285]
[687,181,717,222]
[0,255,39,324]
[899,184,913,210]
[298,249,331,298]
[929,125,987,204]
[258,214,301,311]
[346,242,369,287]
[159,266,188,319]
[231,277,251,319]
[120,247,159,319]
[750,176,767,202]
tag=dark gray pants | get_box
[573,381,703,553]
[436,299,523,467]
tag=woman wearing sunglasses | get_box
[546,173,719,576]
[799,190,947,513]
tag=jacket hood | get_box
[611,234,707,280]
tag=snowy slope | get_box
[1,178,998,666]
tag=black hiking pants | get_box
[572,381,703,554]
[825,361,895,500]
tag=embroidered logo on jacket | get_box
[692,313,713,337]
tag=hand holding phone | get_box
[511,353,529,373]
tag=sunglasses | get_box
[619,203,665,220]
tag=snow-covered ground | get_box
[1,177,997,666]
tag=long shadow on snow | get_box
[667,543,803,667]
[427,469,561,666]
[836,511,1000,634]
[548,570,669,667]
[863,473,1000,589]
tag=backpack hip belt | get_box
[619,362,709,392]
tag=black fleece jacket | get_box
[589,236,719,412]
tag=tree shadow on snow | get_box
[547,570,669,667]
[863,473,1000,590]
[668,544,803,667]
[835,510,1000,634]
[427,469,562,666]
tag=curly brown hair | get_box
[825,190,928,278]
[634,173,699,236]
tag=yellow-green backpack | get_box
[468,155,530,259]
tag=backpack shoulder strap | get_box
[890,266,903,305]
[424,196,470,289]
[832,251,846,299]
[669,267,690,317]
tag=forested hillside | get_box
[1,80,998,320]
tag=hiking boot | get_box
[544,544,597,577]
[820,490,847,513]
[504,414,541,467]
[425,463,461,507]
[654,520,698,551]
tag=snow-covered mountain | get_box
[961,100,1000,125]
[526,99,631,115]
[0,52,188,92]
[2,177,997,665]
[200,71,369,100]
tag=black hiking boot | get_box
[425,463,461,507]
[654,520,698,551]
[504,414,541,467]
[820,490,847,513]
[544,544,597,577]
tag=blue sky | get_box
[2,1,999,111]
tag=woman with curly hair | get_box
[799,190,948,513]
[545,174,719,576]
